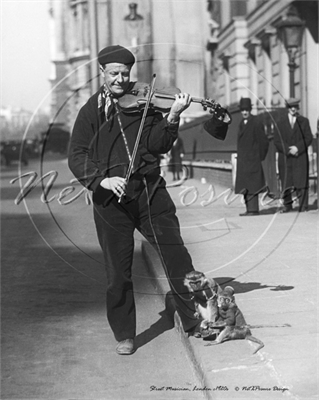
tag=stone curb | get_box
[141,241,213,400]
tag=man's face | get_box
[288,105,298,117]
[241,109,251,119]
[101,63,131,97]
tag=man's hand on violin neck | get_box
[167,93,191,123]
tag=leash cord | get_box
[143,178,192,303]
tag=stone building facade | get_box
[48,0,318,136]
[211,0,318,132]
[48,0,218,131]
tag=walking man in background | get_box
[274,98,313,212]
[234,98,269,216]
[169,137,185,181]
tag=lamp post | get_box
[277,6,305,98]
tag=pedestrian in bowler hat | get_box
[234,98,269,216]
[273,98,313,212]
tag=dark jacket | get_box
[273,113,313,189]
[68,87,179,204]
[69,86,230,205]
[235,115,269,194]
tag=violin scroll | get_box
[202,98,232,124]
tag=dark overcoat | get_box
[169,137,185,173]
[234,115,269,194]
[273,113,313,189]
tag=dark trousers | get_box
[244,192,259,213]
[93,184,197,341]
[280,157,309,211]
[282,187,309,211]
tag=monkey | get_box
[185,273,290,345]
[184,271,221,338]
[214,286,291,329]
[207,325,265,354]
[205,286,265,354]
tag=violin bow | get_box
[118,74,157,203]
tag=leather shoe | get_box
[239,211,259,216]
[187,322,202,338]
[280,206,293,213]
[116,339,135,355]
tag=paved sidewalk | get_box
[0,159,205,400]
[142,170,318,400]
[2,157,317,400]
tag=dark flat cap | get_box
[239,97,252,110]
[98,45,135,66]
[286,97,300,107]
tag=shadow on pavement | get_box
[258,207,280,215]
[135,292,175,349]
[214,277,294,293]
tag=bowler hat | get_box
[98,45,135,66]
[286,98,300,107]
[239,98,252,110]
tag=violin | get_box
[117,75,231,204]
[117,81,231,123]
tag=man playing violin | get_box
[68,45,229,355]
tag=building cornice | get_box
[244,37,261,62]
[218,17,248,54]
[246,0,293,38]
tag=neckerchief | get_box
[98,85,117,121]
[98,85,132,166]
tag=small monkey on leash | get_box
[183,271,221,338]
[184,272,290,353]
[207,286,264,354]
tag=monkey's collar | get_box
[191,286,216,302]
